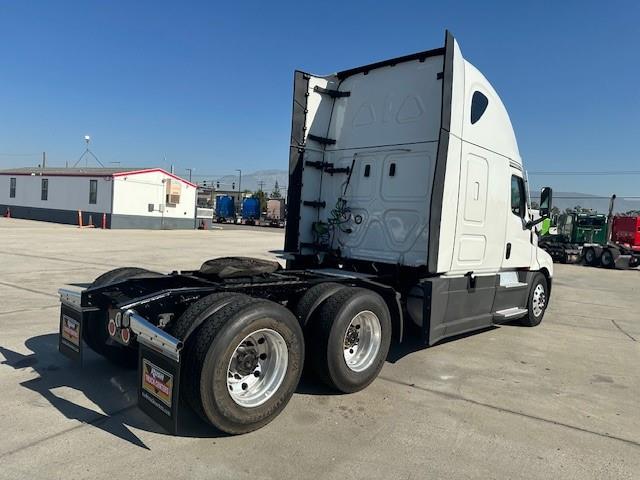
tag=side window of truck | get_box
[510,175,526,218]
[471,91,489,124]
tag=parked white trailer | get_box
[266,198,286,227]
[57,31,553,435]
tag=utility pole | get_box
[186,168,193,183]
[236,169,243,217]
[257,180,265,191]
[42,152,46,169]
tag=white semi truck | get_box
[58,31,554,435]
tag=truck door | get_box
[502,172,533,268]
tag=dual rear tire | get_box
[87,268,392,434]
[179,284,392,434]
[306,287,392,393]
[180,296,304,435]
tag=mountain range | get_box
[194,168,640,214]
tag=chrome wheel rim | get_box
[532,284,546,317]
[343,310,381,372]
[227,328,288,408]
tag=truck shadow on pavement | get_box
[2,325,506,444]
[386,324,499,364]
[296,324,500,396]
[0,334,229,450]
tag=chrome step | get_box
[494,307,528,320]
[502,282,528,289]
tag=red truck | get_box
[612,216,640,252]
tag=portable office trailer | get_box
[0,167,196,229]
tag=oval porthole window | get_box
[470,91,488,124]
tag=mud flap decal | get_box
[59,305,83,363]
[138,345,181,435]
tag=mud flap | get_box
[59,304,84,363]
[138,344,181,435]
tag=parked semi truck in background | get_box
[538,212,606,264]
[265,198,285,227]
[539,195,640,268]
[215,195,236,223]
[57,32,554,435]
[241,197,261,225]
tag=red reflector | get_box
[121,328,131,344]
[108,319,117,337]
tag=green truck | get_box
[538,212,607,264]
[539,195,639,268]
[557,213,608,244]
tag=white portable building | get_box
[0,167,196,229]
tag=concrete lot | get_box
[1,218,638,480]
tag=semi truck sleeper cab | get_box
[58,31,554,435]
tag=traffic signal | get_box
[216,181,220,189]
[232,182,236,190]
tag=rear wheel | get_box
[84,267,159,368]
[184,297,304,434]
[600,249,615,269]
[309,287,391,393]
[167,292,248,341]
[292,282,345,328]
[584,247,598,266]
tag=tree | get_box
[254,189,268,213]
[270,180,282,199]
[551,206,560,216]
[530,201,540,209]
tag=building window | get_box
[9,177,16,198]
[510,175,526,218]
[89,180,98,204]
[470,91,489,124]
[41,178,48,201]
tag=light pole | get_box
[236,169,242,210]
[186,168,194,183]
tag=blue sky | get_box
[1,0,638,196]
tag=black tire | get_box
[559,250,568,264]
[174,292,248,416]
[519,273,548,327]
[600,249,615,269]
[84,267,159,368]
[184,297,304,434]
[91,267,155,287]
[292,282,346,328]
[584,247,597,266]
[309,287,391,393]
[167,292,248,341]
